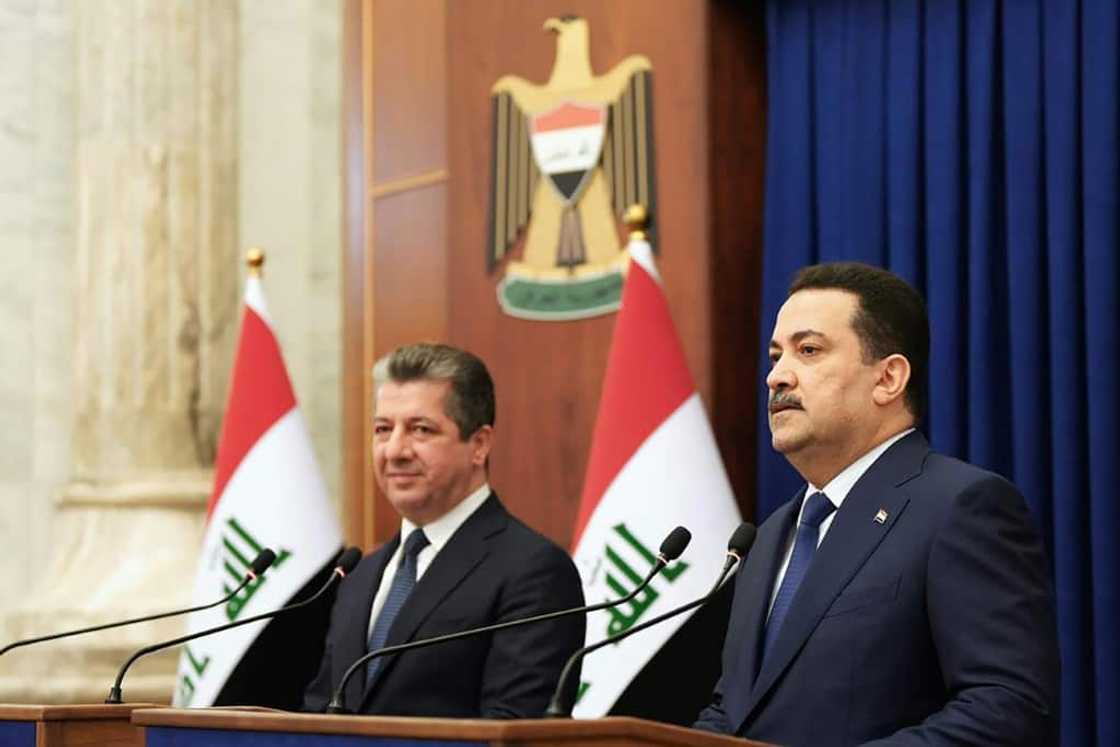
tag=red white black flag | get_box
[173,274,341,707]
[571,238,742,717]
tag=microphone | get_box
[0,549,277,658]
[544,522,757,718]
[324,525,693,714]
[105,546,362,704]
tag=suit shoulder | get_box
[919,452,1020,497]
[499,513,575,563]
[907,452,1033,531]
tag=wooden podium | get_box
[132,708,765,746]
[0,704,147,747]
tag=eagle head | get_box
[543,15,582,34]
[542,16,592,88]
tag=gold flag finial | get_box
[246,247,265,277]
[623,204,649,241]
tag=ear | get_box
[872,354,911,407]
[469,425,494,467]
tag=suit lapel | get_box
[359,493,508,709]
[721,497,800,730]
[739,432,928,730]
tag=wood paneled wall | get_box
[343,0,766,549]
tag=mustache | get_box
[768,392,803,412]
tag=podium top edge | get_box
[0,703,160,721]
[131,709,759,746]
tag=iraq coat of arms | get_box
[487,15,657,321]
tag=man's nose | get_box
[384,427,412,459]
[766,356,795,392]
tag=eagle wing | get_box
[603,69,657,251]
[487,88,539,272]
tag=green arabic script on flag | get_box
[223,517,291,621]
[578,522,689,704]
[176,516,293,704]
[603,522,688,636]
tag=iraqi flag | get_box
[172,270,342,708]
[571,237,742,718]
[529,101,607,203]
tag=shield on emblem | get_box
[529,101,607,205]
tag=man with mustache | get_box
[695,263,1059,745]
[303,343,584,716]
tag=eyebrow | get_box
[769,329,829,348]
[373,415,437,424]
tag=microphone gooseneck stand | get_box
[105,547,361,704]
[0,549,277,658]
[324,526,694,714]
[544,522,757,718]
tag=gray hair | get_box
[372,343,495,440]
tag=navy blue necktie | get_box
[762,492,835,659]
[365,528,429,689]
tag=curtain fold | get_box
[759,2,1118,744]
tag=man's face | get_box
[372,379,491,526]
[766,289,883,465]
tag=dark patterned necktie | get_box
[365,528,430,689]
[762,492,835,659]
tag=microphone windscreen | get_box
[335,547,362,573]
[727,523,757,557]
[659,526,692,560]
[250,548,278,575]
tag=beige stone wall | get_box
[0,0,77,609]
[239,0,342,506]
[0,0,342,701]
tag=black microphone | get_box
[544,522,757,718]
[0,549,277,658]
[324,525,693,714]
[105,546,362,704]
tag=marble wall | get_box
[239,0,342,506]
[0,0,341,701]
[0,0,76,616]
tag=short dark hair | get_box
[372,343,496,440]
[789,262,929,419]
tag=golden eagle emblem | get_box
[488,16,656,320]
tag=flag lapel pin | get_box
[873,508,889,525]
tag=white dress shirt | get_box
[366,483,492,640]
[766,429,914,619]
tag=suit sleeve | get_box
[478,541,586,719]
[865,476,1060,746]
[693,675,732,733]
[301,565,364,713]
[300,637,334,712]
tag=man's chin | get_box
[386,492,432,520]
[770,428,808,455]
[383,484,425,506]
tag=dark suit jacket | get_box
[695,432,1059,746]
[302,493,585,717]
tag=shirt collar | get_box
[807,428,915,511]
[400,482,491,554]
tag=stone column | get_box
[0,0,239,703]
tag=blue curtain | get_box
[757,1,1118,744]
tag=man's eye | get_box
[768,352,781,367]
[800,345,819,356]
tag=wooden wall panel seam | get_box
[360,0,377,547]
[368,168,450,199]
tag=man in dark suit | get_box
[303,343,584,716]
[695,263,1059,745]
